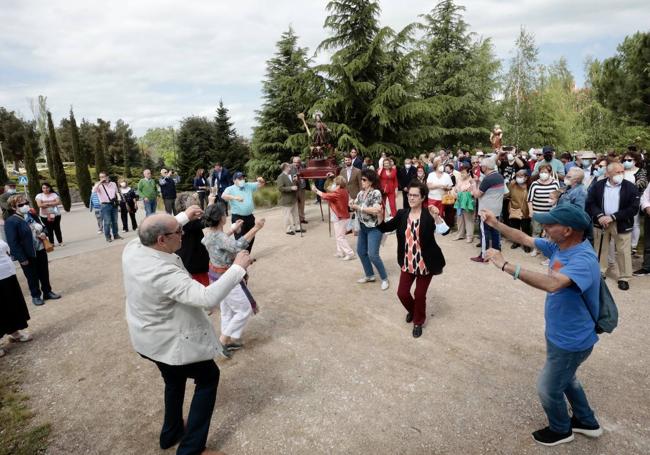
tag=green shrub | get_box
[253,185,279,207]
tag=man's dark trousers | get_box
[232,213,255,252]
[144,356,220,455]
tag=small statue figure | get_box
[313,111,329,147]
[490,125,503,151]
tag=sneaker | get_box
[633,268,650,277]
[342,254,355,261]
[380,280,390,291]
[571,416,603,438]
[114,235,124,240]
[530,249,538,257]
[631,248,640,258]
[32,297,45,306]
[217,342,232,359]
[106,238,113,243]
[357,276,376,283]
[225,342,243,351]
[8,331,33,342]
[532,427,574,446]
[97,230,103,235]
[43,291,61,300]
[286,231,295,235]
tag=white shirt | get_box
[426,172,453,200]
[123,212,246,365]
[0,239,16,280]
[603,180,621,216]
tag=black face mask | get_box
[543,154,553,162]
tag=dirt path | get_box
[3,201,649,454]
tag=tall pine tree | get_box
[23,129,41,205]
[176,117,217,186]
[46,111,72,211]
[94,123,109,177]
[69,108,93,207]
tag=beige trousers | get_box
[593,224,632,281]
[283,203,300,233]
[297,188,306,221]
[455,210,475,240]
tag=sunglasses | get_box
[623,159,633,163]
[17,202,29,207]
[361,177,368,181]
[163,226,183,236]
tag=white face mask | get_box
[516,177,526,185]
[582,159,592,167]
[330,184,338,191]
[237,180,245,188]
[7,188,16,194]
[405,164,412,169]
[612,174,624,185]
[437,166,444,173]
[564,177,572,186]
[623,161,633,170]
[539,172,550,181]
[19,205,30,214]
[507,154,514,162]
[120,182,127,188]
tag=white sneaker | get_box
[381,280,390,290]
[334,253,344,258]
[342,255,355,261]
[530,249,538,257]
[357,276,376,283]
[97,230,103,235]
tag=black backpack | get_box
[581,232,619,334]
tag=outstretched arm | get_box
[479,209,536,249]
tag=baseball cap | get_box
[233,172,245,180]
[542,146,555,154]
[532,203,591,231]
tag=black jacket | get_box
[397,166,417,191]
[586,179,640,233]
[175,219,209,274]
[377,208,446,275]
[159,176,177,199]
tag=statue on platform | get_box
[490,124,503,151]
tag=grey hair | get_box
[175,191,198,213]
[481,157,497,170]
[569,167,585,183]
[139,219,172,246]
[280,162,290,171]
[607,162,623,173]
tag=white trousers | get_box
[220,283,253,339]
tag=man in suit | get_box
[277,162,302,235]
[397,157,417,208]
[290,156,308,224]
[350,148,363,170]
[210,162,231,199]
[338,154,362,199]
[586,162,640,290]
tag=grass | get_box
[0,369,50,455]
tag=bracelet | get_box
[513,265,521,280]
[501,261,509,272]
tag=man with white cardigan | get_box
[123,206,253,455]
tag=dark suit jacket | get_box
[397,166,417,191]
[586,179,640,233]
[377,208,446,275]
[352,156,363,170]
[338,166,362,198]
[5,213,38,262]
[211,168,232,196]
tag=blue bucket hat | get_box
[532,203,591,231]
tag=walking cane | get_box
[328,204,332,237]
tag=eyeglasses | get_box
[407,193,422,198]
[163,226,183,236]
[17,202,29,207]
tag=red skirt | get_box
[191,272,210,286]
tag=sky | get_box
[1,0,648,138]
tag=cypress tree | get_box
[0,150,7,186]
[69,108,92,207]
[23,131,41,205]
[44,138,55,178]
[176,116,217,186]
[123,132,131,177]
[46,111,71,211]
[94,125,109,178]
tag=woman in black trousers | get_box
[193,168,209,210]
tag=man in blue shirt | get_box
[479,203,602,447]
[222,172,265,252]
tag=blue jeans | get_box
[356,224,387,280]
[480,218,501,257]
[144,198,157,216]
[101,204,119,239]
[537,339,598,433]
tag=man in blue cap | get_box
[221,172,265,252]
[532,146,565,183]
[479,203,602,447]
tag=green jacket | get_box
[454,191,475,211]
[137,178,158,200]
[276,172,297,207]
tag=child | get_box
[89,191,103,234]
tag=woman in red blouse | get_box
[311,176,354,260]
[378,157,398,217]
[377,181,449,338]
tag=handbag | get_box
[41,237,54,253]
[441,191,456,205]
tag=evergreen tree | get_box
[417,0,500,147]
[214,100,235,163]
[30,96,54,176]
[123,132,131,177]
[249,27,321,179]
[69,108,93,207]
[0,151,7,186]
[0,108,30,173]
[79,119,96,166]
[46,111,71,211]
[176,116,217,187]
[94,124,109,178]
[140,142,155,172]
[23,129,41,205]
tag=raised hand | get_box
[184,205,204,221]
[255,218,266,229]
[479,209,497,227]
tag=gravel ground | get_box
[2,201,649,454]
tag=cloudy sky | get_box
[1,0,647,137]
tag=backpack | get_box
[582,232,619,334]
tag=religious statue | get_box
[313,111,329,147]
[490,124,503,151]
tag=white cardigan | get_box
[123,213,245,365]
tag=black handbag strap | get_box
[101,183,116,202]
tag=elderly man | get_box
[471,157,505,262]
[558,167,587,209]
[290,156,308,224]
[586,162,640,290]
[123,207,253,455]
[277,162,301,235]
[138,169,158,216]
[480,204,603,446]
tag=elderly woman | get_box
[201,202,265,355]
[35,182,63,246]
[377,181,448,338]
[622,151,647,256]
[507,169,532,251]
[118,178,139,232]
[1,238,33,357]
[527,164,560,257]
[350,169,389,290]
[4,194,61,306]
[427,159,454,213]
[453,163,476,243]
[175,192,210,286]
[311,176,354,260]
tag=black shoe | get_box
[532,427,574,446]
[32,297,45,306]
[225,342,243,351]
[301,220,309,224]
[114,235,124,240]
[159,420,185,449]
[286,231,295,235]
[412,325,422,338]
[405,313,413,323]
[510,243,520,249]
[523,246,532,253]
[43,291,61,300]
[475,242,481,248]
[617,280,629,291]
[570,416,603,438]
[633,268,650,277]
[106,238,113,243]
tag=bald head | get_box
[139,214,178,246]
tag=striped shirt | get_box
[527,180,560,213]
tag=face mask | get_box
[237,180,245,188]
[120,182,127,188]
[516,177,526,185]
[405,164,412,169]
[437,166,444,173]
[612,174,624,185]
[623,161,633,170]
[7,188,16,194]
[594,167,604,177]
[582,159,592,166]
[539,172,550,180]
[19,205,30,214]
[507,154,514,162]
[564,177,572,186]
[330,184,338,191]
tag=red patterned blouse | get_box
[402,216,429,275]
